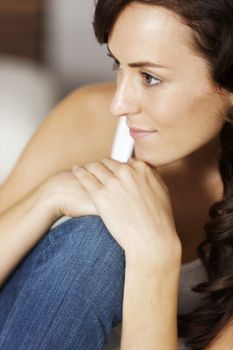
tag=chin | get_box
[133,148,161,168]
[133,146,177,168]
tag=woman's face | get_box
[108,3,231,167]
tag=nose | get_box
[110,76,141,117]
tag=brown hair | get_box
[93,1,233,349]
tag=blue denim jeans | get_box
[0,216,125,349]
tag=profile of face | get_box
[108,3,231,168]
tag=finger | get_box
[102,157,166,193]
[128,158,146,170]
[83,161,115,184]
[100,157,123,173]
[128,158,168,191]
[72,166,102,192]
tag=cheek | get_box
[143,89,224,160]
[186,89,220,121]
[181,90,225,140]
[144,86,223,132]
[136,85,226,166]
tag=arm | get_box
[0,182,58,286]
[120,254,181,350]
[0,81,117,214]
[72,157,182,350]
[0,82,117,286]
[121,251,233,350]
[0,171,97,287]
[121,260,233,350]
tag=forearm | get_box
[120,258,181,350]
[0,186,59,286]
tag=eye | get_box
[141,72,161,87]
[112,58,121,71]
[107,53,121,71]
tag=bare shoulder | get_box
[0,81,118,213]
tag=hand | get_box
[72,158,182,268]
[38,171,98,219]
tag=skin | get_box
[108,3,231,172]
[72,4,233,348]
[106,2,232,263]
[0,3,232,348]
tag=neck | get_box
[157,136,222,188]
[156,136,224,264]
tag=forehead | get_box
[108,3,196,64]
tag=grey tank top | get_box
[106,116,208,350]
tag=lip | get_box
[129,128,157,140]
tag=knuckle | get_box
[131,159,148,170]
[136,160,147,168]
[74,167,85,176]
[117,163,133,176]
[107,176,119,189]
[84,162,98,171]
[100,158,111,167]
[102,157,111,162]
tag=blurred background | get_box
[0,0,114,183]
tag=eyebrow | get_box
[107,45,169,69]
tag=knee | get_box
[48,215,125,283]
[49,215,124,261]
[4,216,125,339]
[48,215,125,315]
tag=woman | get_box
[0,0,233,349]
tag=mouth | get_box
[129,128,157,140]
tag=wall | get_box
[0,0,44,61]
[45,0,115,91]
[0,0,114,182]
